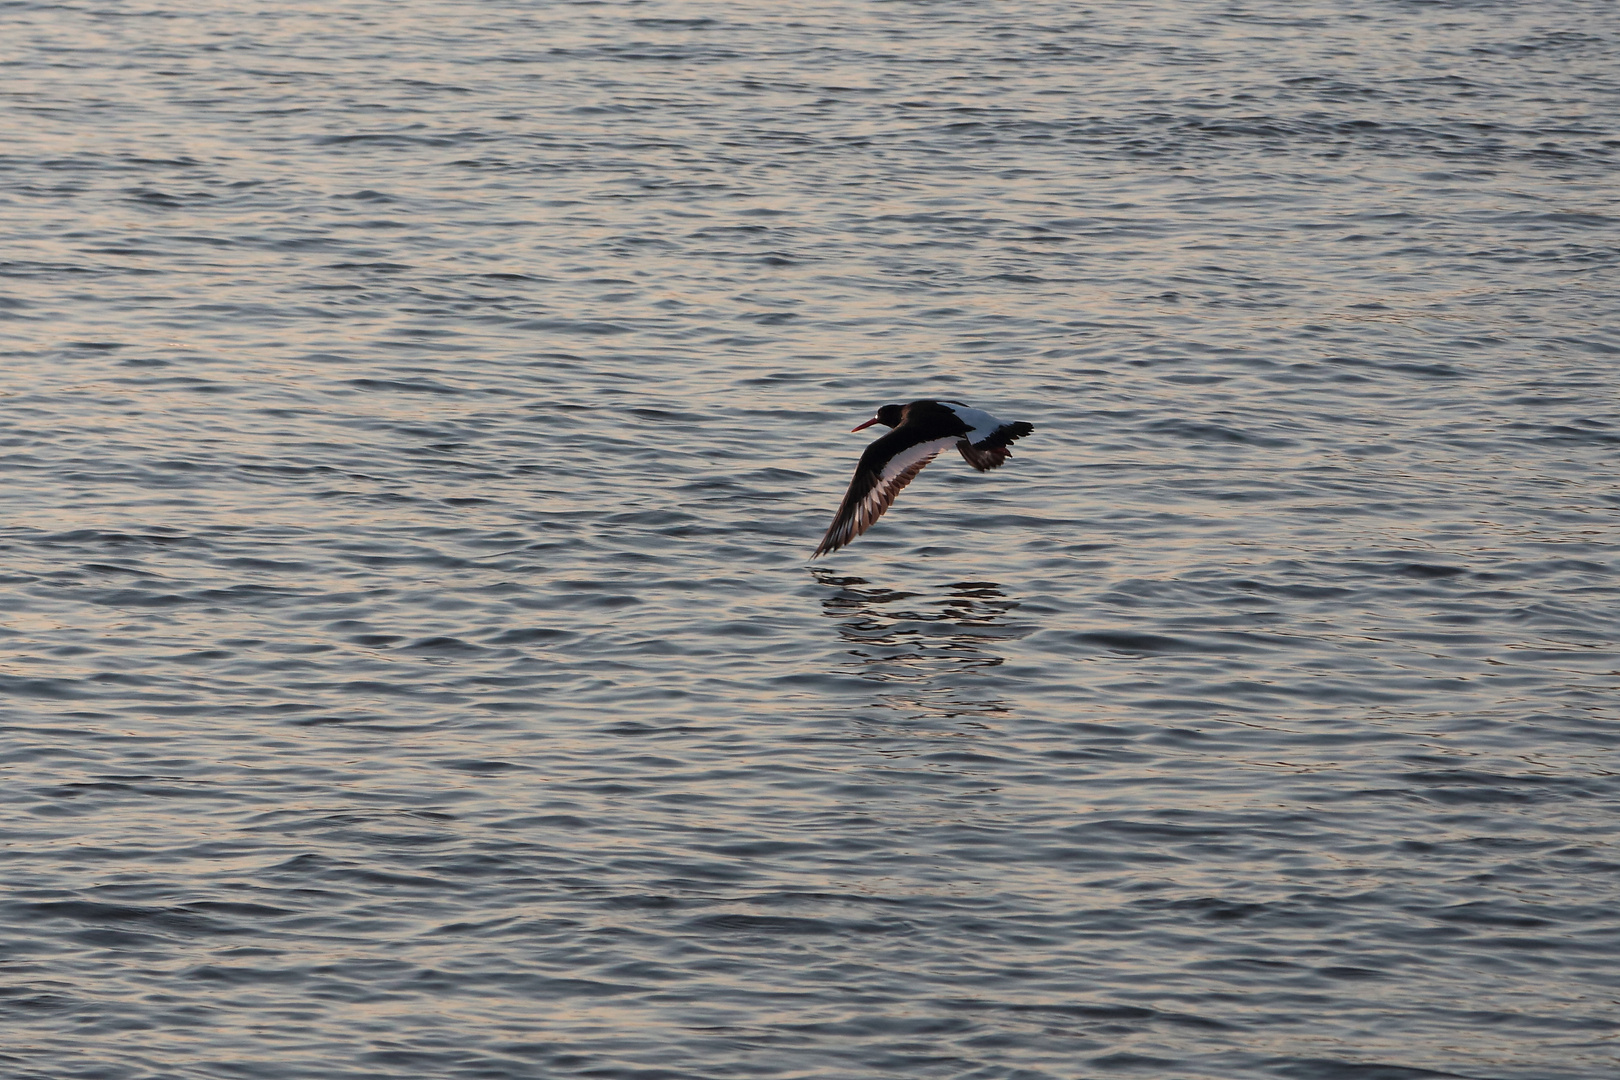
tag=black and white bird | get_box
[813,400,1035,557]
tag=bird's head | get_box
[852,404,904,432]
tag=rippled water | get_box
[3,2,1618,1077]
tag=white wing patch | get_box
[879,435,960,483]
[942,403,1005,445]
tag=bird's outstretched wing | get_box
[813,435,960,557]
[957,421,1035,472]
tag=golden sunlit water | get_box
[2,2,1618,1078]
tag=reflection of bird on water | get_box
[813,400,1035,557]
[813,571,1018,638]
[811,571,1023,722]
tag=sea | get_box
[2,2,1617,1078]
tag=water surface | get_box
[2,2,1618,1077]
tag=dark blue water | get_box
[2,2,1618,1077]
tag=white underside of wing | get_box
[941,403,1005,445]
[855,435,959,528]
[879,435,960,483]
[818,435,960,554]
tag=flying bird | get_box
[813,400,1034,557]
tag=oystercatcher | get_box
[813,400,1035,557]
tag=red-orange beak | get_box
[851,417,881,432]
